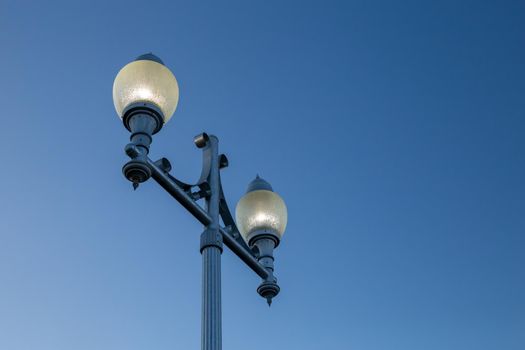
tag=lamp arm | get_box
[124,145,270,280]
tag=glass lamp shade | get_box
[235,189,288,243]
[113,58,179,123]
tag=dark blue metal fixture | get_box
[113,54,288,350]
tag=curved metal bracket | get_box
[196,134,251,251]
[218,173,252,252]
[153,133,214,198]
[171,132,251,252]
[154,134,249,251]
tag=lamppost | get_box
[112,53,288,350]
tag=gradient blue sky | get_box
[1,1,524,349]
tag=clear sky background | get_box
[0,0,524,349]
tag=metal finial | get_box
[135,52,164,65]
[246,175,273,193]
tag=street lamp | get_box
[112,53,287,350]
[236,176,287,305]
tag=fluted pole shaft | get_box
[201,245,221,349]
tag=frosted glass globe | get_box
[113,58,179,123]
[235,190,287,243]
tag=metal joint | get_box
[153,158,172,172]
[191,182,211,200]
[191,189,211,200]
[200,228,223,253]
[247,229,281,248]
[194,132,210,148]
[219,154,229,169]
[122,102,164,135]
[124,143,142,159]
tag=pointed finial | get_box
[267,297,272,307]
[135,52,164,65]
[133,182,139,190]
[246,175,273,193]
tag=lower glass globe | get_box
[235,189,287,243]
[113,58,179,123]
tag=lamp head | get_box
[235,175,288,247]
[113,53,179,134]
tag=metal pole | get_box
[200,136,222,350]
[119,104,283,345]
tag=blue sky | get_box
[0,0,524,349]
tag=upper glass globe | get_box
[113,54,179,123]
[235,177,287,244]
